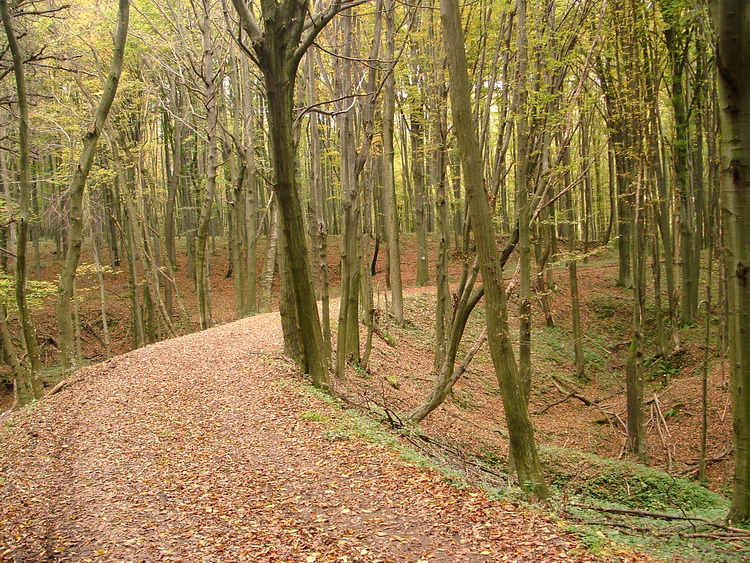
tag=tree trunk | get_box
[432,83,451,373]
[240,54,259,315]
[278,230,304,367]
[335,9,361,379]
[441,0,548,499]
[231,0,334,389]
[194,0,218,331]
[265,73,329,387]
[626,176,647,463]
[714,0,750,522]
[381,0,404,324]
[261,67,328,386]
[563,150,585,380]
[665,24,699,327]
[306,55,330,351]
[0,304,34,405]
[259,203,278,313]
[515,0,532,400]
[409,49,429,287]
[1,0,43,395]
[90,228,112,358]
[55,0,129,373]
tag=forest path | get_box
[1,307,604,562]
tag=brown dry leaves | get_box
[2,311,608,562]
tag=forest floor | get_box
[0,235,744,561]
[1,306,628,562]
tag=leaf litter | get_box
[0,311,646,561]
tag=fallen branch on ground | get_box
[571,503,750,536]
[47,379,74,396]
[679,444,734,476]
[550,375,596,406]
[535,391,577,415]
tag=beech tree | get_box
[55,0,129,372]
[713,0,750,523]
[3,0,747,516]
[0,0,43,402]
[194,0,220,330]
[230,0,365,389]
[380,0,405,324]
[660,0,700,328]
[441,0,548,499]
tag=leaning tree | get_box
[439,0,549,499]
[55,0,130,373]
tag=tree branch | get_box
[294,0,370,66]
[230,0,263,43]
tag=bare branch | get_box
[230,0,262,43]
[294,89,373,121]
[15,3,69,18]
[294,0,372,66]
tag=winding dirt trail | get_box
[1,311,607,562]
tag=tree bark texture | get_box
[381,0,404,324]
[440,0,548,499]
[231,0,334,389]
[714,0,750,523]
[0,0,43,398]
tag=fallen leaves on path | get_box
[1,312,636,561]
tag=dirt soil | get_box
[0,234,728,561]
[1,308,627,562]
[354,260,734,492]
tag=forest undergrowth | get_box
[1,235,747,561]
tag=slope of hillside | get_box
[1,310,614,562]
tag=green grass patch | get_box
[582,332,609,374]
[589,296,619,319]
[540,446,725,511]
[299,410,328,423]
[537,446,745,562]
[534,326,570,366]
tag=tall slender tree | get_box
[380,0,405,324]
[55,0,130,373]
[440,0,548,499]
[194,0,220,330]
[1,0,43,401]
[713,0,750,523]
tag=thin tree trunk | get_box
[663,21,699,327]
[409,29,429,287]
[334,8,361,379]
[432,83,451,373]
[699,242,713,481]
[306,54,330,351]
[111,143,146,349]
[90,228,112,358]
[54,0,129,373]
[381,0,404,324]
[626,172,647,463]
[441,0,548,499]
[194,0,218,330]
[563,151,585,380]
[259,202,278,313]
